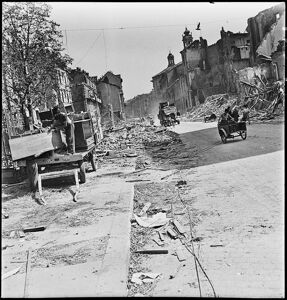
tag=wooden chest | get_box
[74,119,96,151]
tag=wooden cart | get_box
[9,112,99,202]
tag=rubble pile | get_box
[247,80,285,121]
[96,119,181,159]
[182,94,238,121]
[182,80,284,122]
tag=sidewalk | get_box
[2,161,135,297]
[182,150,284,297]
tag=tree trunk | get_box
[21,103,30,131]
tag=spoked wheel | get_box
[241,131,247,140]
[220,133,227,144]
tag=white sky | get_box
[48,2,283,100]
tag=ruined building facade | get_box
[151,26,252,114]
[69,68,103,143]
[151,52,190,114]
[96,71,125,121]
[247,3,285,80]
[149,3,284,114]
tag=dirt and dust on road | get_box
[2,109,284,297]
[123,113,284,296]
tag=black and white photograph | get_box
[2,1,285,297]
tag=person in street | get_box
[240,104,250,125]
[220,108,233,125]
[48,105,74,154]
[226,106,234,120]
[231,106,239,122]
[221,108,234,121]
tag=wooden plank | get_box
[23,226,46,233]
[2,266,22,280]
[24,249,31,298]
[40,169,79,179]
[9,131,63,161]
[35,154,83,166]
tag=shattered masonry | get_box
[125,3,285,119]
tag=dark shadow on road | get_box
[178,123,284,168]
[145,122,283,170]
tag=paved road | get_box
[173,121,284,167]
[170,121,285,297]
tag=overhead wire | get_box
[102,29,108,70]
[75,31,102,65]
[60,17,248,32]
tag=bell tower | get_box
[182,27,193,49]
[167,52,175,67]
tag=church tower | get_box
[182,27,193,49]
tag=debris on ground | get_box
[175,247,188,262]
[173,219,186,235]
[167,227,178,239]
[182,94,234,121]
[134,212,170,228]
[2,209,9,219]
[2,266,23,280]
[23,226,46,233]
[96,118,184,170]
[134,249,168,254]
[181,80,284,123]
[138,202,152,216]
[169,263,186,279]
[176,180,187,187]
[131,272,162,285]
[2,244,14,250]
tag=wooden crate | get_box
[9,131,63,161]
[74,119,95,151]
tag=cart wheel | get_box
[90,153,97,171]
[78,161,86,183]
[27,160,38,192]
[241,131,247,140]
[220,133,227,144]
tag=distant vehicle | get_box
[217,118,247,143]
[158,102,180,127]
[203,113,217,122]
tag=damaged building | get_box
[96,71,125,121]
[149,3,284,113]
[69,68,103,143]
[151,26,251,113]
[247,2,285,80]
[151,52,190,115]
[123,3,284,119]
[124,91,157,119]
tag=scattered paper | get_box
[176,247,188,262]
[134,212,170,228]
[131,272,161,285]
